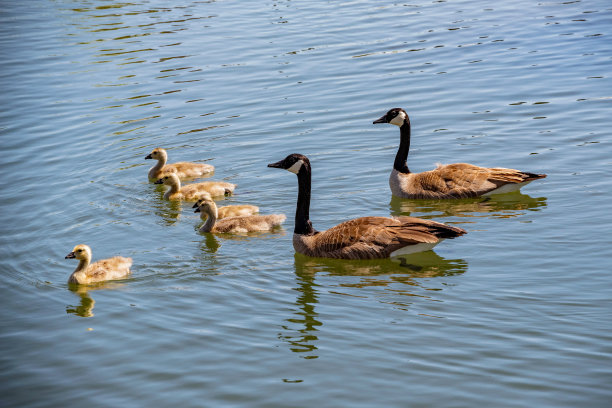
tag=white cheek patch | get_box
[287,159,304,174]
[389,111,406,126]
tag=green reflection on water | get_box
[282,252,468,358]
[389,191,547,220]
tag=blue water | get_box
[1,0,611,407]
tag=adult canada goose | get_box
[193,198,286,233]
[192,197,259,219]
[267,153,466,259]
[373,108,547,199]
[65,244,132,285]
[154,173,235,201]
[145,147,214,180]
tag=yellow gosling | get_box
[154,173,235,201]
[145,147,214,180]
[65,244,132,285]
[192,198,259,219]
[194,198,285,233]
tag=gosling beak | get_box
[145,154,152,160]
[194,206,201,213]
[373,115,387,124]
[192,202,199,208]
[65,252,76,259]
[267,160,283,169]
[154,179,163,184]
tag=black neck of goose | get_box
[295,165,316,236]
[394,120,411,174]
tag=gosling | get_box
[154,173,235,201]
[193,197,259,219]
[65,244,132,285]
[145,147,214,180]
[194,198,286,233]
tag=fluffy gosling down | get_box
[193,198,285,233]
[193,197,259,219]
[373,108,547,199]
[65,244,132,285]
[155,173,235,201]
[145,147,214,180]
[268,153,466,260]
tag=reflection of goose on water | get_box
[66,288,95,317]
[66,281,128,318]
[295,251,467,280]
[268,153,466,259]
[389,192,547,219]
[373,108,547,199]
[145,147,214,180]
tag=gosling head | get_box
[193,198,217,216]
[154,173,180,186]
[373,108,409,127]
[145,147,168,161]
[65,244,92,261]
[191,194,213,211]
[268,153,311,175]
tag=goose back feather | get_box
[268,153,466,260]
[374,108,546,199]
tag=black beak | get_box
[267,160,284,169]
[192,202,199,208]
[373,115,387,124]
[65,252,76,259]
[194,207,201,213]
[154,179,163,184]
[145,154,152,160]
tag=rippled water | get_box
[1,0,611,407]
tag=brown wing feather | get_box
[304,216,465,259]
[411,163,545,198]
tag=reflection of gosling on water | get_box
[268,153,466,260]
[65,244,132,285]
[155,173,235,201]
[192,197,259,219]
[145,147,214,180]
[194,198,286,233]
[373,108,547,199]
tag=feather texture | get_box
[66,244,132,285]
[194,199,285,233]
[155,173,235,201]
[268,153,466,260]
[374,108,546,199]
[294,216,465,259]
[146,147,214,180]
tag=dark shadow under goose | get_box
[373,108,547,199]
[268,153,466,260]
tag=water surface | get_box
[1,0,611,407]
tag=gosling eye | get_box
[77,249,83,253]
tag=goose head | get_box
[65,244,92,261]
[145,147,168,161]
[268,153,310,175]
[154,173,180,186]
[373,108,409,127]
